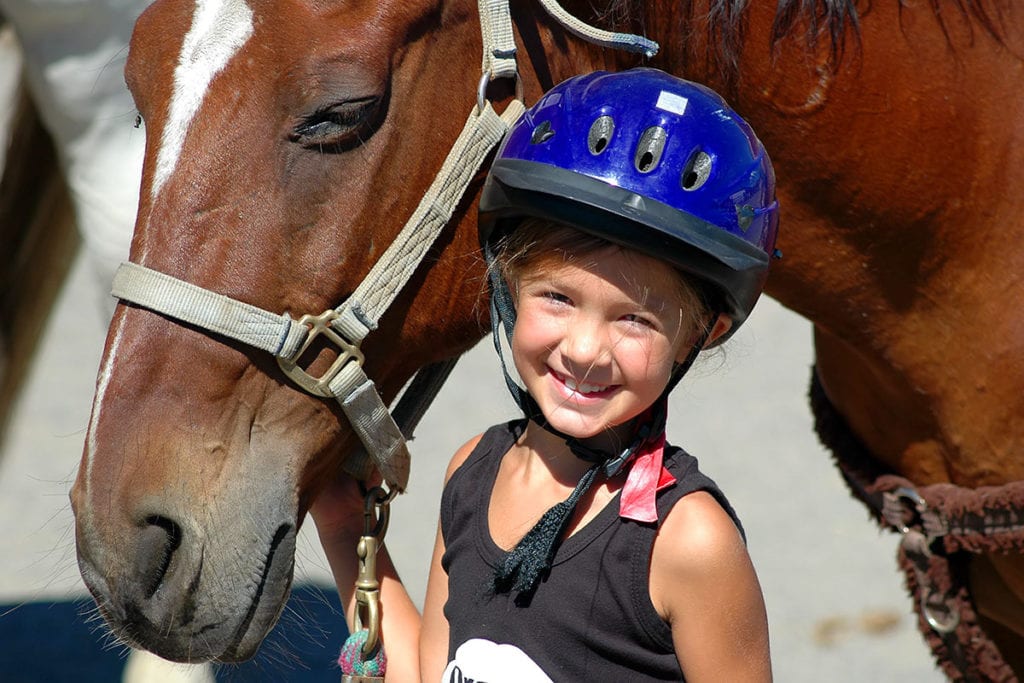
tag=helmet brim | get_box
[479,159,771,330]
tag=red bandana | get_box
[619,431,676,523]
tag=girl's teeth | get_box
[564,377,603,394]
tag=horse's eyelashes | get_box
[291,96,382,152]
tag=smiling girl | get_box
[317,68,780,682]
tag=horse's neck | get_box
[715,0,1024,494]
[803,219,1024,489]
[513,1,651,91]
[667,0,1024,492]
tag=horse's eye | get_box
[291,96,383,152]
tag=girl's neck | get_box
[518,418,633,485]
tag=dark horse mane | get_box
[597,0,1008,73]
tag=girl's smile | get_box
[549,368,618,399]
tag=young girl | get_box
[314,68,779,682]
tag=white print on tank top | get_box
[442,638,553,683]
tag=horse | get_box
[0,0,148,436]
[0,54,77,440]
[68,0,1024,679]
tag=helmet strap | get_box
[666,315,716,394]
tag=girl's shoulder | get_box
[655,490,746,567]
[647,491,770,679]
[648,489,756,620]
[445,432,486,483]
[444,419,526,484]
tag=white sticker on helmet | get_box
[656,91,688,116]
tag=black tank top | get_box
[439,420,743,682]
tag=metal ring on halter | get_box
[363,485,397,538]
[922,590,961,634]
[477,70,524,113]
[882,486,928,535]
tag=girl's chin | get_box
[542,414,635,451]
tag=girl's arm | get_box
[419,520,450,680]
[421,433,484,679]
[649,491,772,682]
[311,432,484,682]
[311,475,424,682]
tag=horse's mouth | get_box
[221,523,297,661]
[81,522,297,663]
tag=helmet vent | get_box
[587,116,615,155]
[681,149,712,191]
[635,126,667,173]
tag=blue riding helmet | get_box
[479,67,780,336]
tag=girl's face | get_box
[510,245,702,452]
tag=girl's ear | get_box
[675,314,732,363]
[704,313,733,348]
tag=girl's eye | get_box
[622,313,656,329]
[541,291,571,304]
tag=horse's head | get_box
[70,0,500,661]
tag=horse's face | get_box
[70,0,486,662]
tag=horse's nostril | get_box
[136,515,182,599]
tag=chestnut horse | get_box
[70,0,1024,678]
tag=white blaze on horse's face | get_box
[86,0,254,485]
[151,0,254,201]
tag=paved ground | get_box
[0,247,947,681]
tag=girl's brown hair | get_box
[492,217,718,339]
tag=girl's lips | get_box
[549,368,618,399]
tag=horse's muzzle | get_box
[74,508,297,663]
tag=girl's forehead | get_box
[524,247,684,303]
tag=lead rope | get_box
[535,0,658,56]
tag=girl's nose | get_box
[560,316,609,369]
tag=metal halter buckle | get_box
[276,310,365,398]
